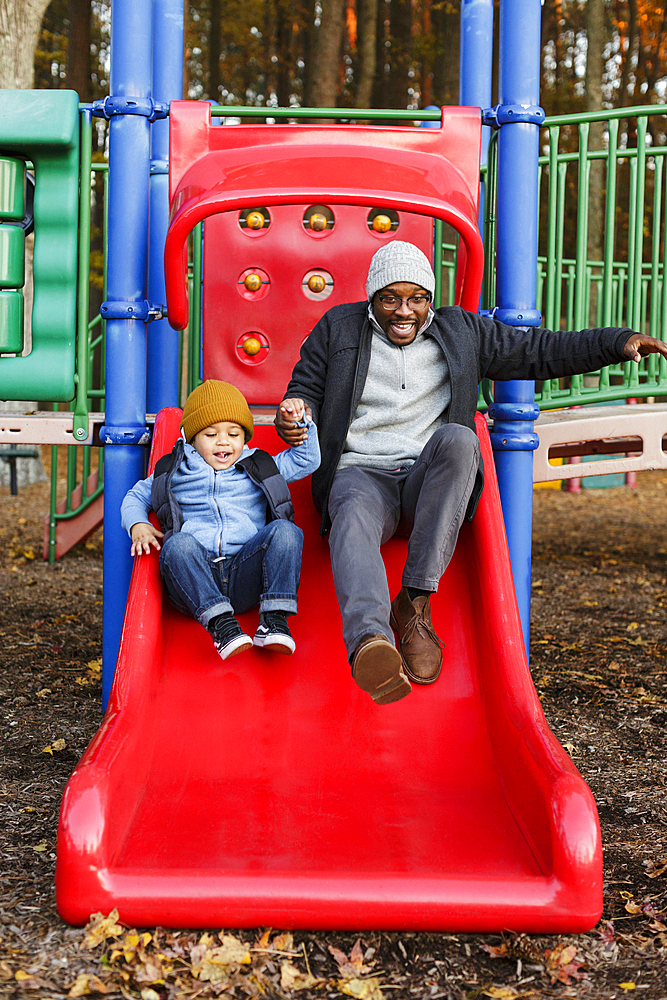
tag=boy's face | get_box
[192,421,245,470]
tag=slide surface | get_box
[56,409,602,932]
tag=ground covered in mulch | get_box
[1,469,667,999]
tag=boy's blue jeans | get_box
[159,520,303,627]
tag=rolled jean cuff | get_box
[199,600,233,627]
[402,575,439,591]
[260,595,298,615]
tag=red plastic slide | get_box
[56,407,602,932]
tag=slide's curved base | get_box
[56,409,602,932]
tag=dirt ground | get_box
[1,466,667,999]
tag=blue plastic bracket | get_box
[100,299,164,321]
[482,104,545,128]
[98,424,151,446]
[91,96,169,122]
[488,429,539,451]
[482,306,542,327]
[488,402,540,422]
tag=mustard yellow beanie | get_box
[181,380,254,442]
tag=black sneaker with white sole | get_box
[253,611,296,654]
[209,613,252,660]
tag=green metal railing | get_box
[530,105,667,409]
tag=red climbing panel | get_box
[55,408,602,931]
[164,102,485,377]
[201,204,433,402]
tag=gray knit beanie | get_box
[366,240,436,300]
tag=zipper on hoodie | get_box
[399,346,406,390]
[213,468,225,557]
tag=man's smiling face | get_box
[372,281,432,346]
[192,421,246,470]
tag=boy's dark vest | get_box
[150,439,295,543]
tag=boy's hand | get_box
[130,522,164,556]
[275,398,313,446]
[624,332,667,363]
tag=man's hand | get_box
[130,522,164,556]
[623,333,667,363]
[275,398,313,446]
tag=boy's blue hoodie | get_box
[121,418,320,559]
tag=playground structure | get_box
[0,0,666,931]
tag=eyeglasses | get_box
[376,294,431,310]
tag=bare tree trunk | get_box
[355,0,377,107]
[310,0,346,106]
[387,0,411,109]
[0,0,51,89]
[432,0,459,106]
[66,0,91,100]
[275,0,291,107]
[208,0,221,101]
[420,0,432,108]
[371,0,388,107]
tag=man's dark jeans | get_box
[159,520,303,627]
[327,424,480,657]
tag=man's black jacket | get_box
[283,301,632,535]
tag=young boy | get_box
[121,380,319,660]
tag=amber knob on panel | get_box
[372,214,392,233]
[307,274,326,293]
[242,337,262,356]
[244,273,263,292]
[246,211,265,230]
[308,213,328,231]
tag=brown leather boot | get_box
[390,588,443,684]
[351,634,412,705]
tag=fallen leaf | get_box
[32,842,48,853]
[619,984,637,991]
[81,909,124,950]
[625,900,643,914]
[272,931,294,952]
[255,928,272,950]
[216,933,251,964]
[480,943,509,958]
[484,989,522,1000]
[338,976,385,999]
[68,972,108,996]
[280,960,323,991]
[646,859,667,879]
[330,940,374,977]
[544,942,587,985]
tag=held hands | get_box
[275,397,313,446]
[623,333,667,363]
[130,522,164,556]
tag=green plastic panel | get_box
[0,291,24,353]
[0,158,25,220]
[0,90,79,401]
[0,225,25,288]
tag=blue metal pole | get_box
[147,0,184,413]
[459,0,493,232]
[489,0,542,653]
[102,0,153,706]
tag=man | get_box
[275,241,667,706]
